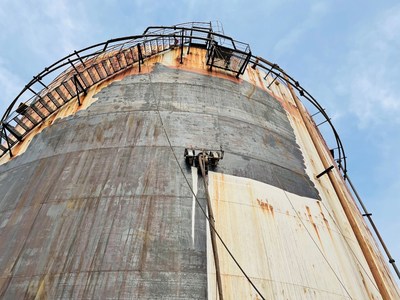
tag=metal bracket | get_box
[73,74,87,106]
[267,74,278,89]
[137,44,144,72]
[180,30,184,64]
[316,165,334,179]
[184,147,224,173]
[1,125,13,157]
[74,50,86,67]
[317,118,331,127]
[33,75,48,89]
[3,122,22,141]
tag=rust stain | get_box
[305,206,322,246]
[0,60,156,165]
[34,275,48,299]
[66,199,86,210]
[255,69,265,90]
[165,47,242,85]
[287,77,400,299]
[317,201,333,239]
[246,66,258,87]
[246,84,256,100]
[359,270,377,300]
[256,198,274,216]
[1,47,302,165]
[212,173,223,213]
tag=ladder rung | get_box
[4,124,22,141]
[101,60,112,76]
[107,58,117,73]
[72,76,85,94]
[121,50,130,66]
[47,93,62,108]
[78,72,90,87]
[0,129,16,144]
[30,103,46,119]
[55,87,68,102]
[111,55,122,70]
[14,117,30,131]
[62,81,76,97]
[24,110,39,126]
[38,98,54,114]
[129,48,138,62]
[94,63,106,79]
[87,67,98,84]
[117,53,126,69]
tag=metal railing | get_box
[0,22,253,160]
[0,20,398,281]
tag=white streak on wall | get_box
[191,166,198,247]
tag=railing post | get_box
[2,126,13,157]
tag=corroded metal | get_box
[0,24,399,299]
[0,22,345,177]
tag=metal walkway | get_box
[0,21,398,281]
[0,22,346,183]
[0,22,253,159]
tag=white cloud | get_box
[0,59,25,117]
[272,2,330,56]
[0,0,94,116]
[336,4,400,128]
[0,0,90,60]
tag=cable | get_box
[274,176,353,299]
[319,201,380,292]
[299,172,380,292]
[145,64,266,300]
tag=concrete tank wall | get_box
[0,47,398,299]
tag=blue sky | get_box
[0,0,399,282]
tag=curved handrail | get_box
[0,21,398,282]
[0,22,343,174]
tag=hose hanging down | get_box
[198,153,224,300]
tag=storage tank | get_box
[0,22,399,299]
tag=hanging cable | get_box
[145,65,266,300]
[319,201,380,292]
[198,154,224,300]
[301,168,380,292]
[274,175,353,299]
[344,172,400,280]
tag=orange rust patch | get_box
[165,47,243,84]
[257,198,274,216]
[0,62,156,165]
[212,173,224,213]
[305,205,322,246]
[1,47,298,165]
[246,84,256,101]
[317,201,333,239]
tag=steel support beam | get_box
[180,30,184,64]
[345,174,400,279]
[198,154,224,300]
[2,126,13,157]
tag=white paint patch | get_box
[191,166,198,247]
[206,171,383,300]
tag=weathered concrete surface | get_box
[0,61,319,298]
[0,148,209,298]
[0,43,398,300]
[1,64,318,197]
